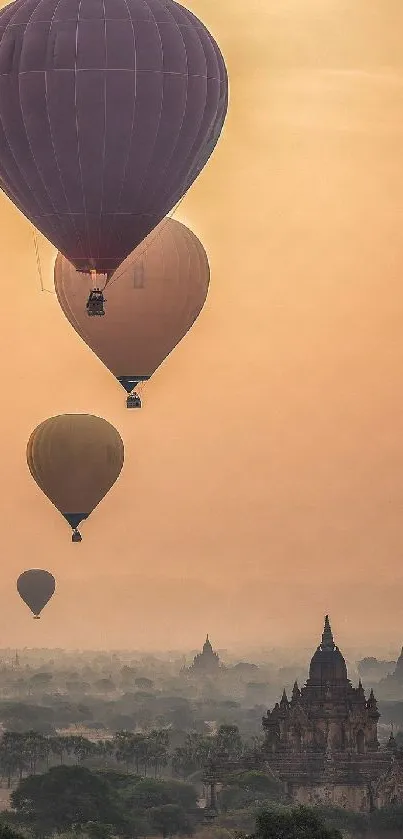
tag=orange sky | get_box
[0,0,403,653]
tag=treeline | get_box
[0,724,250,786]
[1,764,344,839]
[1,765,402,839]
[0,692,266,741]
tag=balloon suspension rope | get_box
[32,190,187,295]
[32,228,53,294]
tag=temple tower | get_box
[263,615,380,756]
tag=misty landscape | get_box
[0,631,399,839]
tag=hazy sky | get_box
[1,0,403,653]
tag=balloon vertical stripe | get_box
[0,0,228,273]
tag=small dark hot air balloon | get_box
[0,0,228,286]
[17,570,56,619]
[26,415,124,541]
[54,219,210,406]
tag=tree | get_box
[71,736,96,764]
[369,805,403,832]
[194,735,214,766]
[172,746,195,780]
[254,806,342,839]
[21,731,50,774]
[0,733,28,785]
[172,733,214,780]
[95,770,142,798]
[150,804,194,838]
[0,703,55,735]
[148,730,170,778]
[214,726,243,760]
[49,735,73,765]
[129,778,198,813]
[29,673,53,690]
[94,739,116,770]
[11,765,124,836]
[134,678,154,690]
[219,771,283,812]
[314,806,367,837]
[113,731,146,774]
[156,698,194,731]
[82,822,115,839]
[108,714,137,731]
[0,825,28,839]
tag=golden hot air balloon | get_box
[26,415,124,542]
[54,218,210,408]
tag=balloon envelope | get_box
[54,218,210,394]
[0,0,228,274]
[26,415,124,536]
[17,569,55,617]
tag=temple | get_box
[203,617,403,813]
[186,635,224,674]
[261,616,403,811]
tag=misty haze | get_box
[0,0,402,836]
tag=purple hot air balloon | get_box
[0,0,228,276]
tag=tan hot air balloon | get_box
[27,415,124,542]
[54,218,210,408]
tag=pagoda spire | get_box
[280,688,289,706]
[203,635,213,653]
[367,688,380,720]
[357,679,366,704]
[278,688,290,719]
[291,681,300,704]
[321,615,335,650]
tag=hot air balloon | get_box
[0,0,228,306]
[54,219,210,407]
[17,570,55,619]
[27,415,124,541]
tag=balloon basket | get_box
[86,288,106,316]
[126,394,142,409]
[72,530,82,543]
[33,615,40,620]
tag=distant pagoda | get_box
[187,635,224,674]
